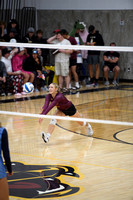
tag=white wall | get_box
[24,0,133,10]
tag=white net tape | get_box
[0,42,133,52]
[0,111,133,126]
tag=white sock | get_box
[46,133,51,138]
[69,83,71,88]
[75,82,79,87]
[83,121,87,126]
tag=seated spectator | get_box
[8,38,19,59]
[0,59,6,96]
[22,27,36,55]
[4,19,21,42]
[23,49,45,92]
[7,19,20,36]
[12,47,35,86]
[3,29,21,42]
[0,21,7,39]
[37,48,54,90]
[35,29,49,65]
[1,48,24,96]
[103,42,120,86]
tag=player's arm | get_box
[41,98,58,115]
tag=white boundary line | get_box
[0,42,133,52]
[0,111,133,126]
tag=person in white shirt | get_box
[1,48,24,96]
[47,30,73,91]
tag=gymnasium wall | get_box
[24,0,133,80]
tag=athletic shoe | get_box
[94,82,99,87]
[112,80,118,86]
[104,80,110,86]
[87,124,93,136]
[34,88,39,92]
[7,92,12,96]
[21,91,27,95]
[86,82,95,87]
[41,132,50,143]
[1,93,6,96]
[14,93,21,96]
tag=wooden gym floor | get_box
[0,82,133,200]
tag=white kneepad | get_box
[50,118,57,125]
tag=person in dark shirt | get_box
[39,83,93,143]
[3,19,21,42]
[87,25,104,87]
[23,49,44,92]
[34,29,49,65]
[0,123,13,200]
[103,42,120,86]
[22,27,36,55]
[0,60,7,96]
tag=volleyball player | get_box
[39,83,93,143]
[0,123,13,200]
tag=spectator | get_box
[0,60,6,96]
[35,29,49,65]
[12,47,34,86]
[69,21,85,83]
[47,30,73,91]
[61,29,80,89]
[8,38,19,59]
[37,48,54,90]
[103,42,120,86]
[86,25,104,87]
[23,49,44,92]
[0,123,13,200]
[69,20,84,45]
[4,19,21,42]
[1,48,24,96]
[79,22,89,85]
[0,21,7,39]
[22,27,36,55]
[7,19,20,36]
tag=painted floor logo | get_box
[8,162,83,199]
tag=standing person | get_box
[87,25,104,87]
[103,42,120,86]
[79,23,89,85]
[61,29,80,89]
[39,83,93,143]
[47,30,73,91]
[0,123,13,200]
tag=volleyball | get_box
[23,82,34,94]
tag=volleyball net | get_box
[0,41,133,129]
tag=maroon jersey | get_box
[41,92,72,115]
[68,36,77,60]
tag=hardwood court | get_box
[0,83,133,200]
